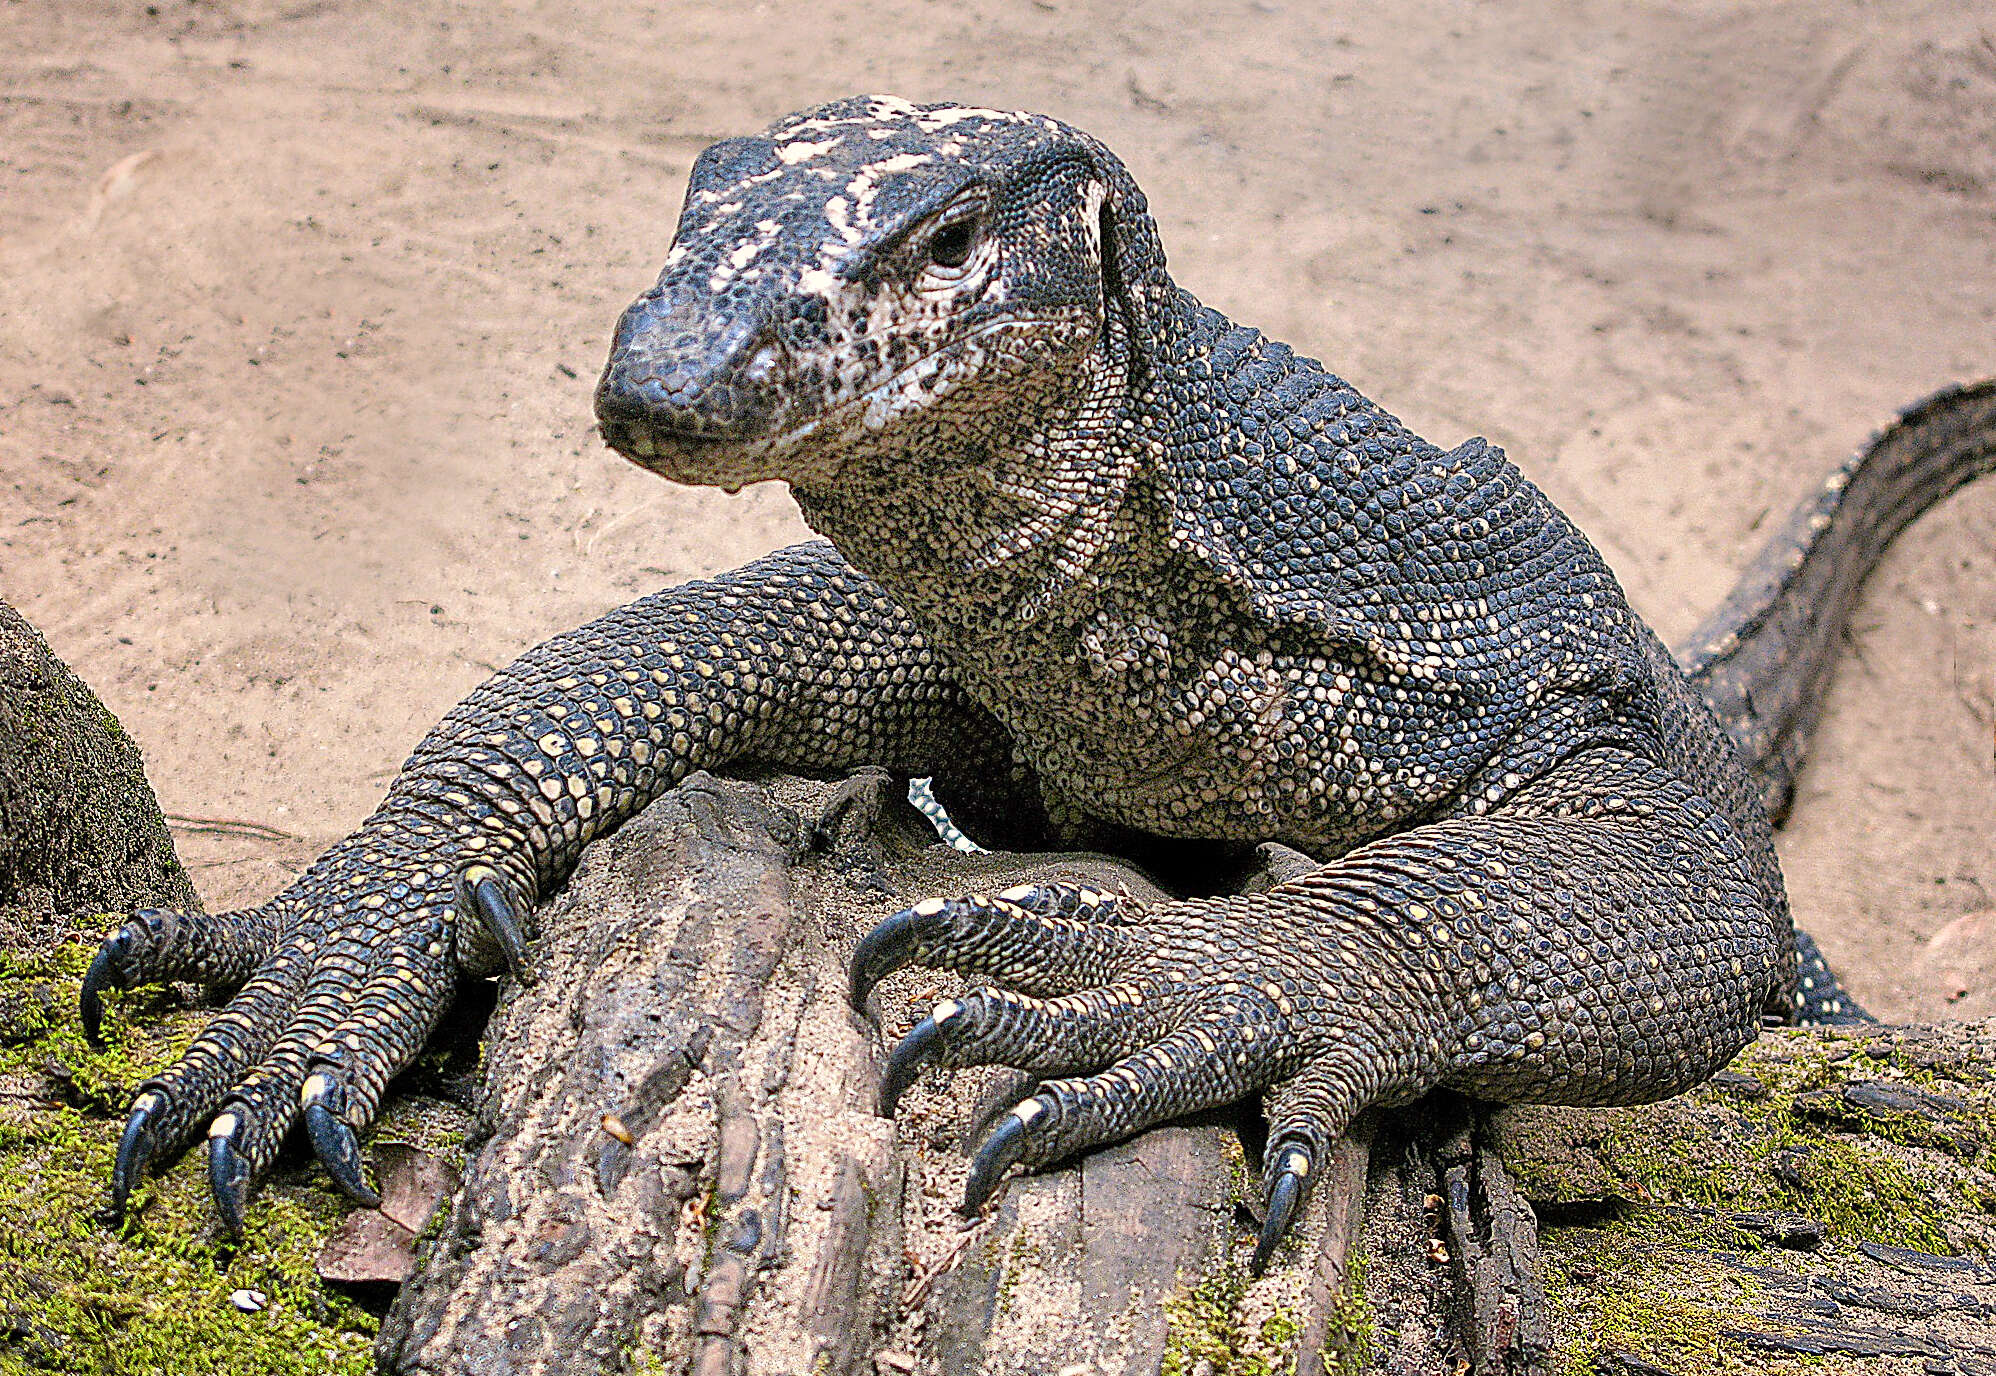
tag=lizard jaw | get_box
[596,314,1094,494]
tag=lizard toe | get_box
[105,1088,171,1224]
[82,906,278,1048]
[877,981,1172,1116]
[301,1071,380,1207]
[849,883,1137,1012]
[1252,1142,1314,1275]
[206,1110,256,1233]
[1248,1055,1376,1269]
[455,865,537,985]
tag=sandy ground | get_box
[1,0,1990,1021]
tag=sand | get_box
[1,0,1990,1020]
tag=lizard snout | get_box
[597,289,781,432]
[594,289,794,488]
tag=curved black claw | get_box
[878,1003,956,1117]
[1251,1143,1314,1274]
[80,931,136,1049]
[105,1089,167,1223]
[848,905,923,1013]
[459,866,536,985]
[302,1073,381,1207]
[962,1098,1040,1215]
[207,1113,252,1233]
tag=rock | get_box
[0,596,198,923]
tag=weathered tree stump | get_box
[377,772,1996,1376]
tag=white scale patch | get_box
[777,137,841,164]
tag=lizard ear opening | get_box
[1084,151,1167,373]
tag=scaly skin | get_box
[84,97,1994,1259]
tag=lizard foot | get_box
[84,851,483,1227]
[853,883,1411,1270]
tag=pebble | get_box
[229,1289,267,1313]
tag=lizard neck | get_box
[790,289,1169,639]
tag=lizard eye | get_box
[923,209,982,273]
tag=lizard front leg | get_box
[83,540,1026,1226]
[856,747,1785,1269]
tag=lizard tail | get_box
[1677,378,1996,825]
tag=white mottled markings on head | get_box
[778,137,842,164]
[916,106,1027,129]
[825,195,858,243]
[1082,182,1107,255]
[866,152,933,177]
[795,265,841,298]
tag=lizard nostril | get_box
[593,371,653,428]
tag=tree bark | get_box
[0,597,198,935]
[378,771,1996,1376]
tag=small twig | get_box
[163,813,300,842]
[900,1226,981,1310]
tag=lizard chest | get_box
[947,597,1479,851]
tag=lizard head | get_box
[595,95,1165,494]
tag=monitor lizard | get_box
[81,96,1996,1268]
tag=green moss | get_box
[1159,1257,1250,1376]
[1159,1249,1306,1376]
[1511,1028,1996,1374]
[626,1346,673,1376]
[0,938,377,1375]
[1257,1309,1300,1348]
[1319,1251,1371,1376]
[1154,1129,1324,1376]
[1786,1137,1951,1252]
[1503,1030,1986,1256]
[1542,1231,1753,1376]
[993,1226,1043,1318]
